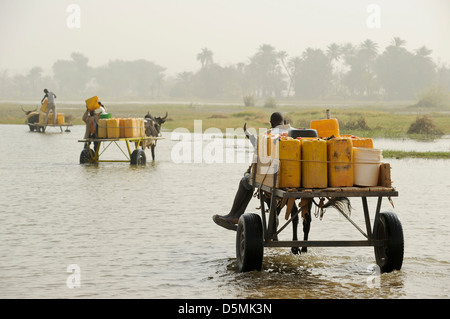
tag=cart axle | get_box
[264,240,384,248]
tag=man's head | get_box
[270,112,284,128]
[43,89,48,93]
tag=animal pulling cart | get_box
[235,159,404,274]
[78,136,163,165]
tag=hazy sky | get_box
[1,0,449,76]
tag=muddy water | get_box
[0,124,449,299]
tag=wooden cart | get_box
[78,136,163,165]
[235,161,403,274]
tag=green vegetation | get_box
[383,150,450,159]
[5,101,450,137]
[407,115,443,136]
[4,101,450,159]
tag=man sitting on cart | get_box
[213,112,291,231]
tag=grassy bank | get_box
[382,150,450,159]
[3,101,450,159]
[2,100,450,138]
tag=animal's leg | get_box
[151,144,156,161]
[301,200,312,253]
[291,204,300,255]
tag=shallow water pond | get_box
[0,124,449,298]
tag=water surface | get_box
[0,124,449,298]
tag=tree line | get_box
[1,37,449,102]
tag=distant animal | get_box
[142,112,168,160]
[21,106,40,131]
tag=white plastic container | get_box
[353,147,383,186]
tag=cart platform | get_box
[77,136,163,165]
[28,123,73,133]
[234,162,403,274]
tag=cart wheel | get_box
[373,212,404,273]
[131,149,146,165]
[80,148,92,164]
[236,213,264,272]
[28,125,35,132]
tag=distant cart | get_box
[28,122,73,133]
[77,136,163,165]
[235,161,403,274]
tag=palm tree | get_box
[360,39,378,60]
[278,50,293,97]
[327,43,342,95]
[249,44,284,97]
[341,42,355,56]
[327,43,342,62]
[391,37,406,48]
[196,48,214,68]
[301,47,316,60]
[259,44,276,55]
[415,46,432,58]
[288,56,302,96]
[294,48,333,99]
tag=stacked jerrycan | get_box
[309,110,382,187]
[101,117,144,139]
[301,138,328,188]
[85,96,146,139]
[274,135,302,188]
[268,128,321,189]
[107,118,120,138]
[261,110,383,189]
[327,137,353,187]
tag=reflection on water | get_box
[0,124,449,299]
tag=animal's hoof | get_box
[291,247,300,255]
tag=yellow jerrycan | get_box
[327,137,353,187]
[274,137,301,188]
[107,118,120,138]
[302,138,327,188]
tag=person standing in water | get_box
[41,89,57,126]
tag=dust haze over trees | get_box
[1,37,449,105]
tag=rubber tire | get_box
[130,149,146,165]
[373,212,404,273]
[80,149,92,164]
[236,213,264,272]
